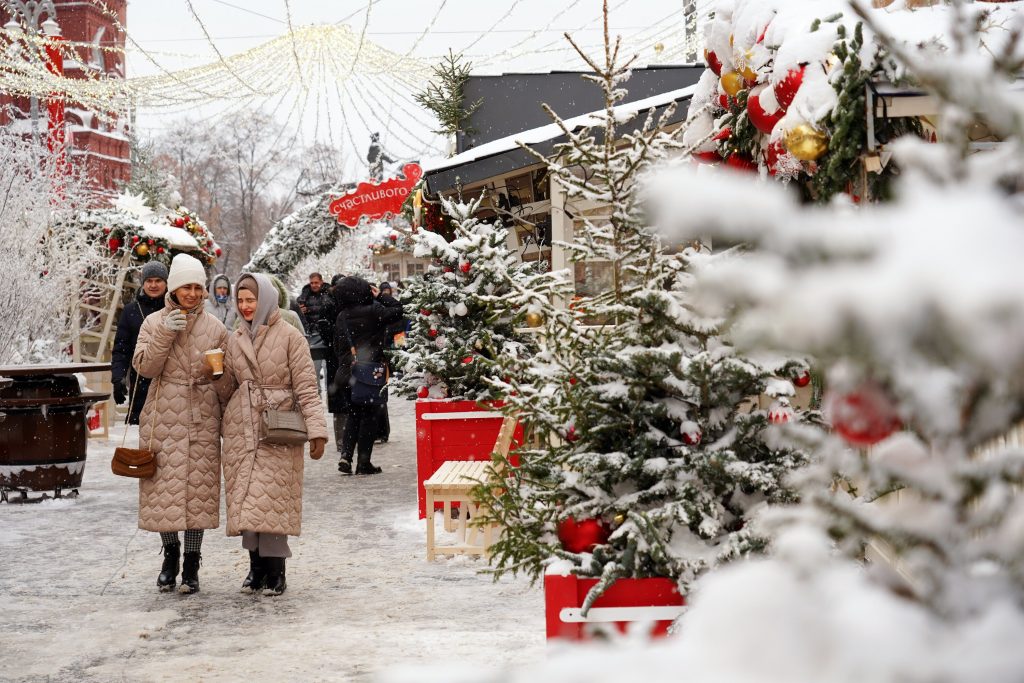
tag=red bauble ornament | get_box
[107,237,122,253]
[826,382,901,447]
[565,425,579,443]
[156,247,165,254]
[682,428,701,446]
[705,49,723,77]
[417,386,429,398]
[569,376,578,386]
[459,261,471,273]
[420,308,431,317]
[747,91,784,134]
[173,216,185,228]
[774,65,806,112]
[147,239,154,246]
[726,154,757,173]
[215,247,222,257]
[428,328,438,338]
[389,233,397,242]
[102,226,111,234]
[694,150,721,164]
[793,371,811,388]
[557,517,610,554]
[131,235,140,244]
[718,93,730,110]
[461,356,474,365]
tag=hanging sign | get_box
[329,163,423,228]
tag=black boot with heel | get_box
[157,543,180,592]
[241,550,265,594]
[179,552,201,594]
[262,557,287,596]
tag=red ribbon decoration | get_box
[329,163,423,228]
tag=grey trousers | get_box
[241,531,292,558]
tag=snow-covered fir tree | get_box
[476,2,816,607]
[395,195,557,401]
[633,2,1024,678]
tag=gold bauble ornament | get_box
[720,71,745,97]
[613,513,626,526]
[738,49,757,83]
[135,243,149,257]
[525,312,544,328]
[783,123,829,161]
[654,42,664,54]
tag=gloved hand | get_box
[113,378,127,405]
[309,437,326,460]
[163,309,187,332]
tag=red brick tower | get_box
[0,0,130,196]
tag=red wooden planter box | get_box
[544,573,685,641]
[415,398,523,518]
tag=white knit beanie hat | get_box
[167,253,207,294]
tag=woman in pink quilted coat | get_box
[132,253,231,595]
[220,273,328,596]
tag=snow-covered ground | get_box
[0,397,545,682]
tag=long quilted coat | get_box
[132,300,230,532]
[220,309,328,537]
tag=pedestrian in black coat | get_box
[111,261,168,424]
[327,276,406,475]
[375,281,403,443]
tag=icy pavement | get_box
[0,397,545,682]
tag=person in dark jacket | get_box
[297,272,333,394]
[327,276,406,475]
[111,261,168,424]
[375,281,403,443]
[317,274,348,455]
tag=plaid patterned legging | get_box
[159,530,204,553]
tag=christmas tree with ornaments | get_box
[474,3,817,608]
[395,194,557,402]
[685,0,930,202]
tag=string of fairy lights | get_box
[0,0,703,177]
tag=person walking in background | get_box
[297,272,332,394]
[318,275,347,459]
[269,274,306,334]
[328,277,406,475]
[374,281,403,444]
[205,274,237,330]
[219,273,327,596]
[132,253,231,594]
[111,261,168,425]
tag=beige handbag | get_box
[242,351,308,446]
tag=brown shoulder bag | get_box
[111,373,158,478]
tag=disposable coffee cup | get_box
[205,348,224,377]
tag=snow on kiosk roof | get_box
[139,223,199,250]
[422,83,698,194]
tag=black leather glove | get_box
[113,379,127,405]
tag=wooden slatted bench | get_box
[424,415,518,561]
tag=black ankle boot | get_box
[354,463,382,475]
[338,458,352,475]
[157,543,180,592]
[262,557,287,596]
[179,552,201,594]
[241,550,265,594]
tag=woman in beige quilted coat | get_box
[220,273,327,596]
[132,253,231,595]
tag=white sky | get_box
[124,0,692,179]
